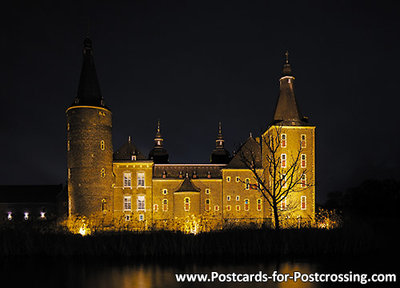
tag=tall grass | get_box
[0,219,393,259]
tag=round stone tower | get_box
[66,38,113,220]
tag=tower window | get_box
[100,140,105,150]
[244,199,249,211]
[214,205,219,211]
[301,134,306,148]
[162,189,168,195]
[137,195,145,211]
[100,168,105,178]
[281,198,287,210]
[236,205,240,211]
[205,199,210,211]
[125,215,130,221]
[236,176,240,182]
[101,199,107,213]
[301,154,307,168]
[226,176,231,182]
[162,199,168,211]
[226,205,231,211]
[281,134,287,148]
[205,188,210,194]
[184,197,191,212]
[257,199,262,211]
[301,174,307,188]
[236,195,240,201]
[245,178,250,190]
[227,195,231,201]
[153,204,159,212]
[123,196,132,211]
[137,172,145,187]
[301,196,307,210]
[281,154,287,168]
[123,173,132,188]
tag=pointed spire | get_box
[282,50,292,76]
[210,122,230,164]
[216,121,224,148]
[73,38,105,107]
[273,51,304,125]
[148,119,169,163]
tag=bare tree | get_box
[239,126,311,230]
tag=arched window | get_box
[100,168,106,178]
[245,178,250,190]
[162,199,168,211]
[257,199,262,211]
[184,197,190,212]
[205,199,210,211]
[244,199,249,211]
[101,199,107,212]
[100,140,105,150]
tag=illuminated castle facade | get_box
[66,39,315,232]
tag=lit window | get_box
[281,198,287,210]
[205,199,210,211]
[100,140,105,150]
[235,176,240,182]
[257,199,262,211]
[301,196,307,210]
[236,205,240,211]
[125,215,130,221]
[123,196,132,211]
[162,189,168,195]
[137,172,145,187]
[226,205,231,211]
[301,174,307,188]
[281,134,287,148]
[100,168,105,178]
[67,140,70,151]
[139,214,144,221]
[301,134,306,148]
[281,174,287,188]
[24,212,29,220]
[281,154,286,168]
[244,199,249,211]
[214,205,219,211]
[205,188,210,194]
[227,195,231,201]
[153,204,159,212]
[184,197,190,212]
[162,199,168,211]
[137,195,145,211]
[67,123,70,131]
[245,178,250,190]
[236,195,240,201]
[123,173,132,187]
[7,212,12,221]
[101,199,107,212]
[40,211,46,219]
[226,176,231,182]
[301,154,306,168]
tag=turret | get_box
[148,120,169,163]
[66,38,113,219]
[210,122,230,164]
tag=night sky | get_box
[2,0,400,203]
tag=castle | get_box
[66,38,315,233]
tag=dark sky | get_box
[1,0,400,203]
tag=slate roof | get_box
[273,52,308,126]
[113,137,147,161]
[0,185,63,203]
[175,176,201,192]
[71,38,106,108]
[153,164,225,179]
[226,137,262,169]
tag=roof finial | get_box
[218,121,222,135]
[128,136,131,143]
[281,50,292,76]
[157,119,161,133]
[285,50,289,64]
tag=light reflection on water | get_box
[68,260,319,288]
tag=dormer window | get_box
[162,171,167,178]
[131,155,136,161]
[179,171,183,178]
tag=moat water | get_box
[1,257,395,287]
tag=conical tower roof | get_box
[273,51,306,126]
[72,38,105,108]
